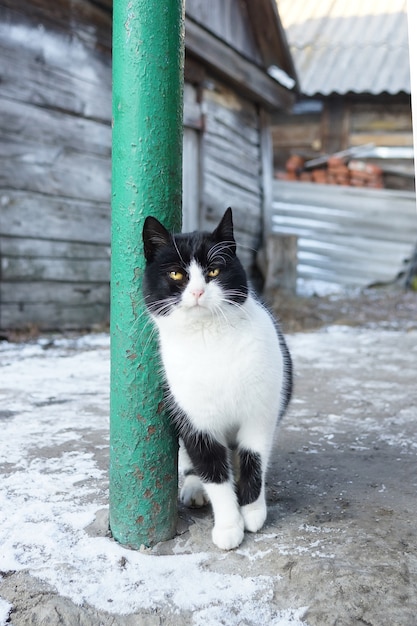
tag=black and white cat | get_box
[142,208,292,550]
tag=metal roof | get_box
[276,0,410,96]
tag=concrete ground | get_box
[0,320,416,625]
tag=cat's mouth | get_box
[183,299,212,316]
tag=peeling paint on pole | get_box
[110,0,184,548]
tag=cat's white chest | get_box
[154,296,283,434]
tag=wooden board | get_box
[0,301,109,331]
[1,281,109,307]
[0,191,110,244]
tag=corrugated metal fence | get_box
[271,180,417,291]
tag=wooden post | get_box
[263,233,298,293]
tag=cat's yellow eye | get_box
[208,268,220,278]
[169,270,184,281]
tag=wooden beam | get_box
[185,17,294,111]
[259,109,273,234]
[350,133,414,147]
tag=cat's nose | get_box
[191,288,205,300]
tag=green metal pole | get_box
[110,0,184,548]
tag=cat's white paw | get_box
[241,501,267,533]
[212,519,245,550]
[180,475,209,508]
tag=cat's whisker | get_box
[172,236,186,267]
[146,296,177,318]
[221,297,252,321]
[235,243,258,254]
[207,241,235,264]
[213,303,231,326]
[129,298,176,354]
[129,316,158,356]
[128,308,154,340]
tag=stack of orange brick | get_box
[277,155,384,188]
[348,160,384,188]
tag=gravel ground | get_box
[272,285,417,333]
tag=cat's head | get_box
[142,208,248,319]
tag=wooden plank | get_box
[204,172,261,218]
[1,281,109,306]
[350,133,414,147]
[204,117,260,158]
[0,30,111,118]
[205,87,259,127]
[185,16,294,111]
[271,120,321,148]
[182,127,200,232]
[0,191,110,244]
[204,155,260,195]
[0,140,110,201]
[0,301,109,331]
[263,233,297,293]
[350,104,412,133]
[259,109,273,231]
[0,0,112,51]
[322,100,349,154]
[204,136,260,175]
[0,236,110,260]
[204,91,260,139]
[1,255,110,283]
[184,54,206,85]
[0,97,111,157]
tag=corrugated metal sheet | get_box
[277,0,410,96]
[271,180,417,291]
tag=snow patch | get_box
[0,597,12,626]
[0,336,309,624]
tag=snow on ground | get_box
[1,328,416,625]
[0,334,308,626]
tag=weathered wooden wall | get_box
[0,0,112,331]
[0,0,275,331]
[200,83,263,272]
[271,180,417,291]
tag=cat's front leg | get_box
[204,482,244,550]
[237,448,267,533]
[179,440,209,508]
[181,430,244,550]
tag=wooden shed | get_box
[0,0,297,332]
[272,0,413,191]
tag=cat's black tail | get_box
[278,329,293,419]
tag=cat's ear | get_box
[142,216,172,261]
[212,207,236,253]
